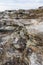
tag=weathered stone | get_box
[0,7,43,65]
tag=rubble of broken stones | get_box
[0,18,43,65]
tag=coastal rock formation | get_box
[0,6,43,65]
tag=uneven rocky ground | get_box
[0,7,43,65]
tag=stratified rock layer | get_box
[0,7,43,65]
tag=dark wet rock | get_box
[3,57,28,65]
[26,48,33,56]
[16,38,26,52]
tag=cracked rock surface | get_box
[0,9,43,65]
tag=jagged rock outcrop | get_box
[0,6,43,65]
[0,6,43,19]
